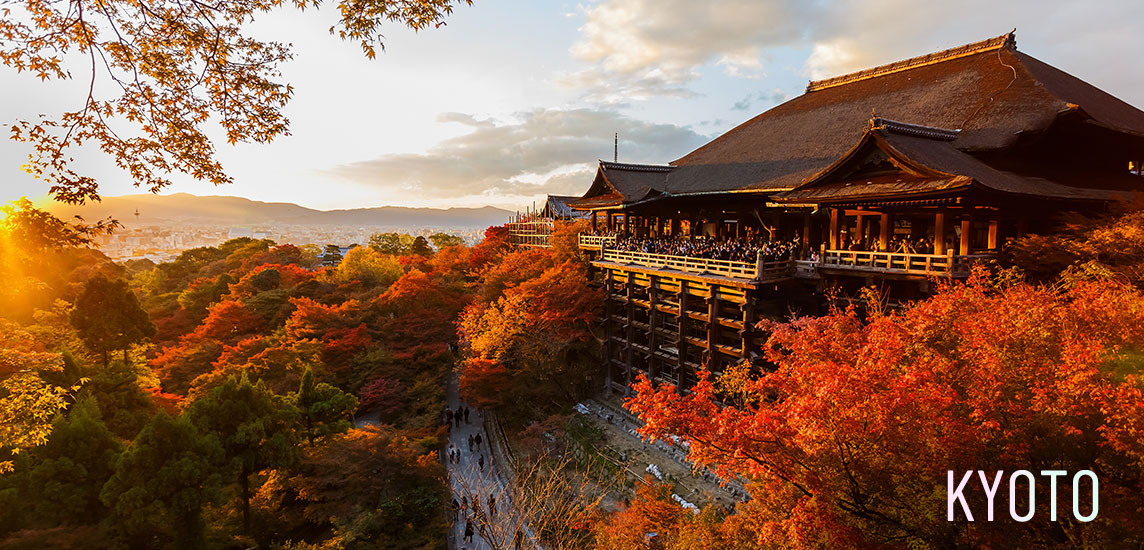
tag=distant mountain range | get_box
[43,193,515,229]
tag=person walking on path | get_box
[468,434,474,452]
[463,520,474,543]
[478,454,485,473]
[475,432,483,450]
[451,498,459,521]
[464,406,470,424]
[445,408,454,426]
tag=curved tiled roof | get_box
[778,120,1133,203]
[660,32,1144,196]
[570,161,673,209]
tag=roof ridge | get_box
[600,160,674,172]
[806,31,1017,93]
[871,117,961,141]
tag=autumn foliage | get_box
[627,269,1144,548]
[0,214,473,547]
[458,226,601,420]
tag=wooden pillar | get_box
[802,211,812,251]
[706,292,720,372]
[736,217,744,239]
[671,218,681,237]
[879,213,891,252]
[677,280,689,390]
[592,211,598,231]
[829,208,840,249]
[934,211,946,255]
[960,215,972,256]
[988,217,1000,250]
[624,272,635,396]
[623,213,631,236]
[607,212,614,231]
[856,214,867,247]
[648,280,660,381]
[603,270,614,392]
[741,295,755,359]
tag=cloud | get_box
[325,108,708,203]
[565,0,816,100]
[566,0,1144,107]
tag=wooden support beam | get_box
[707,293,720,372]
[960,216,972,256]
[624,271,635,396]
[988,217,1000,250]
[802,211,812,252]
[677,280,688,390]
[829,208,840,249]
[934,212,946,255]
[647,276,659,381]
[603,269,614,392]
[741,295,755,359]
[879,213,891,252]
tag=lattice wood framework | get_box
[600,264,758,395]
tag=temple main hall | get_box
[508,32,1144,393]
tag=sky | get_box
[4,0,1144,211]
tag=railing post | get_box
[947,249,955,273]
[756,249,764,280]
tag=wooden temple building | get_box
[531,32,1144,393]
[505,195,588,247]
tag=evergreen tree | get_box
[70,274,156,368]
[27,397,123,526]
[292,368,358,445]
[101,411,223,550]
[188,375,299,534]
[411,236,433,256]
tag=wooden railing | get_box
[507,220,554,248]
[578,234,617,249]
[821,249,993,276]
[794,260,819,278]
[599,248,794,281]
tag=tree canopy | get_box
[3,0,472,204]
[70,274,157,367]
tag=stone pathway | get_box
[444,377,534,550]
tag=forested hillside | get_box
[0,199,503,549]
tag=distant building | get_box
[228,227,253,239]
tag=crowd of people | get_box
[609,235,803,263]
[838,234,948,254]
[579,229,958,262]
